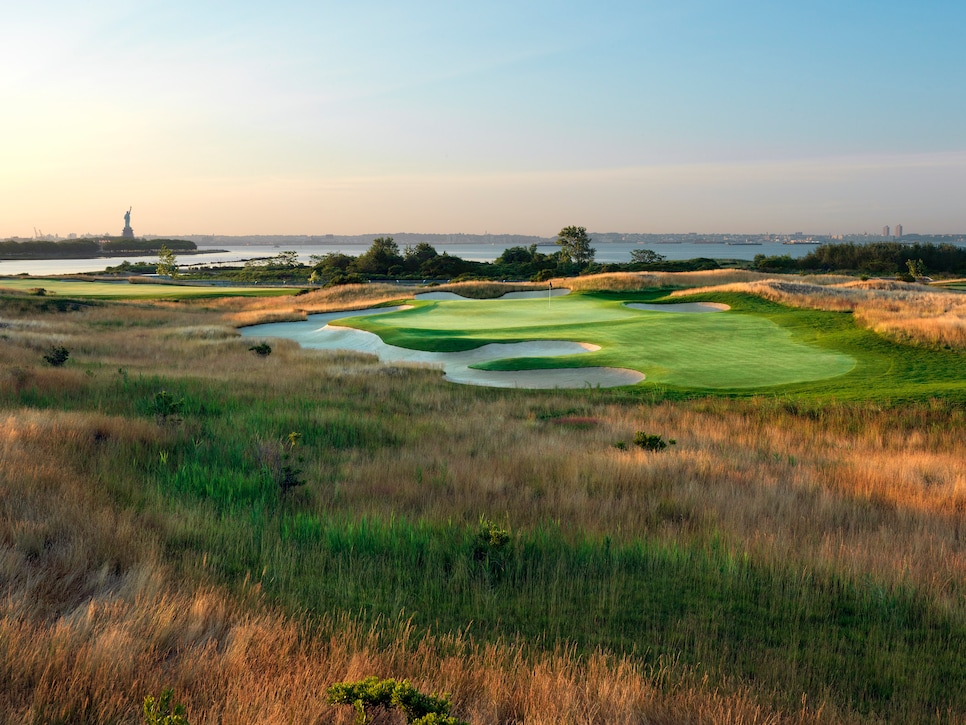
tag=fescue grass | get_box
[2,274,966,723]
[0,277,294,299]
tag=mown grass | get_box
[2,278,966,722]
[313,288,966,400]
[672,291,966,402]
[332,290,854,388]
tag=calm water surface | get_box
[0,241,832,276]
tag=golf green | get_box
[342,294,855,389]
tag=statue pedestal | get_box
[122,226,135,239]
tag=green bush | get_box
[472,517,512,580]
[326,676,466,725]
[43,346,70,367]
[248,342,272,356]
[633,432,676,451]
[143,689,189,725]
[150,390,185,423]
[255,431,307,493]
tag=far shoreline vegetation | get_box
[0,237,209,260]
[12,234,960,286]
[4,232,966,284]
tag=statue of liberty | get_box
[122,207,135,238]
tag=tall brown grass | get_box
[2,280,964,722]
[208,284,410,326]
[0,406,827,724]
[562,270,853,292]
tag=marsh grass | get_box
[2,277,966,722]
[562,270,854,292]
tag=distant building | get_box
[895,224,903,238]
[883,225,891,238]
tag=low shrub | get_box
[326,676,466,725]
[256,431,307,493]
[472,517,512,580]
[43,346,70,367]
[143,689,189,725]
[633,432,676,451]
[150,390,185,423]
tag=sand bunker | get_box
[240,304,644,389]
[624,302,730,313]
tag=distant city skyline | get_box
[2,1,965,237]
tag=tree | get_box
[355,237,403,275]
[556,226,595,266]
[906,258,927,279]
[630,248,667,265]
[404,242,439,272]
[156,244,178,277]
[268,250,300,268]
[496,245,537,265]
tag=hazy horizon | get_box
[13,228,966,243]
[3,1,964,238]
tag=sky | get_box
[2,0,965,237]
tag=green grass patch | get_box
[166,496,966,720]
[330,290,966,400]
[346,292,858,389]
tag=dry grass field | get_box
[1,274,964,723]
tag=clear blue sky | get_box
[2,0,964,236]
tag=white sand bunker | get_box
[624,301,730,313]
[241,306,644,389]
[415,288,570,301]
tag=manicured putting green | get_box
[342,294,855,389]
[0,278,292,299]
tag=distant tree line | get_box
[101,238,196,253]
[0,239,101,258]
[753,242,966,277]
[190,230,721,286]
[0,238,196,259]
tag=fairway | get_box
[311,293,856,389]
[0,277,293,299]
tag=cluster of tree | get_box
[753,242,966,277]
[1,239,101,258]
[101,238,196,253]
[180,227,721,286]
[229,250,312,284]
[302,228,717,285]
[308,237,489,284]
[0,238,196,259]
